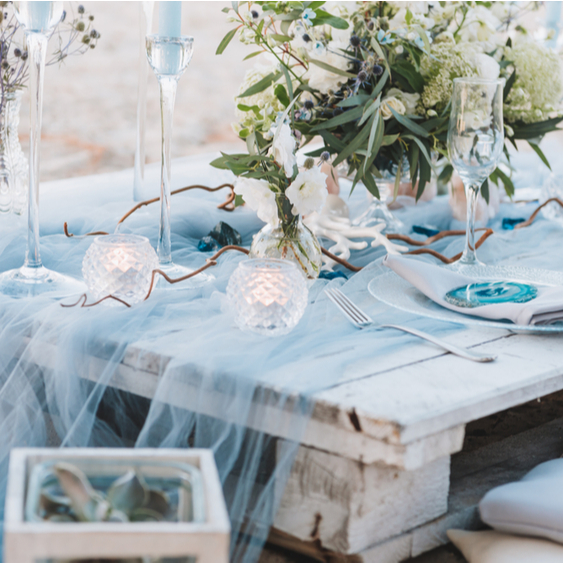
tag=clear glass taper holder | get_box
[0,1,84,298]
[133,1,155,202]
[146,34,213,289]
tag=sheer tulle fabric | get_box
[0,151,559,562]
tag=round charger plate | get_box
[367,264,563,333]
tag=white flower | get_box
[269,122,297,178]
[286,167,328,216]
[395,45,404,55]
[234,178,278,226]
[458,6,501,48]
[473,53,500,80]
[381,96,406,120]
[305,41,350,94]
[385,88,420,114]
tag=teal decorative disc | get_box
[445,281,538,309]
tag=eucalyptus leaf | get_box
[238,71,281,98]
[216,27,237,55]
[307,56,355,78]
[389,107,429,137]
[528,141,552,169]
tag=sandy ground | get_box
[19,1,253,182]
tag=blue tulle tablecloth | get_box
[0,145,561,563]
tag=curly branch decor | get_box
[64,183,235,239]
[62,245,250,309]
[514,197,563,230]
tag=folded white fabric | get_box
[448,529,563,563]
[383,254,563,326]
[479,459,563,544]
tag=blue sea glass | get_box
[445,281,538,308]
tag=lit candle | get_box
[159,1,182,38]
[82,234,159,305]
[227,259,308,336]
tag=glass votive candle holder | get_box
[82,234,159,305]
[227,258,308,336]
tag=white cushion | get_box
[479,458,563,544]
[448,529,563,563]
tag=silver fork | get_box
[325,287,496,363]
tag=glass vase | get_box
[250,194,322,279]
[348,157,407,234]
[0,90,28,215]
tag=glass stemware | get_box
[447,77,504,270]
[0,1,84,297]
[146,34,213,288]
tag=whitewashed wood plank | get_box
[274,443,450,554]
[316,333,563,445]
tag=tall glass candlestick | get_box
[0,1,84,297]
[133,1,155,202]
[146,34,212,288]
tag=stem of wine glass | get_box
[460,181,481,265]
[24,32,48,271]
[157,76,177,266]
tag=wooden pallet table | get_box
[19,320,563,562]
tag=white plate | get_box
[367,264,563,333]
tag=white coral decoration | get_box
[286,167,328,216]
[270,122,297,178]
[234,178,278,226]
[303,196,407,271]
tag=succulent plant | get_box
[40,463,173,524]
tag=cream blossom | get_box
[269,122,297,178]
[385,88,420,115]
[381,96,406,120]
[305,41,350,94]
[473,53,500,80]
[458,6,501,48]
[234,178,278,226]
[286,167,328,216]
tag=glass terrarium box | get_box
[4,448,230,563]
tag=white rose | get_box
[269,122,297,178]
[286,167,328,216]
[473,53,500,80]
[381,96,406,120]
[305,41,350,94]
[385,88,420,115]
[234,178,278,226]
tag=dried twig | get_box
[61,245,250,308]
[64,183,236,238]
[514,197,563,230]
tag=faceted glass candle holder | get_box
[227,259,308,337]
[82,234,159,305]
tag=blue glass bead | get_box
[197,236,220,252]
[502,217,525,230]
[445,281,538,308]
[412,225,440,237]
[319,270,348,280]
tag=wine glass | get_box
[447,77,504,269]
[0,1,85,297]
[146,34,213,288]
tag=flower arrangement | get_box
[217,1,563,203]
[211,101,329,278]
